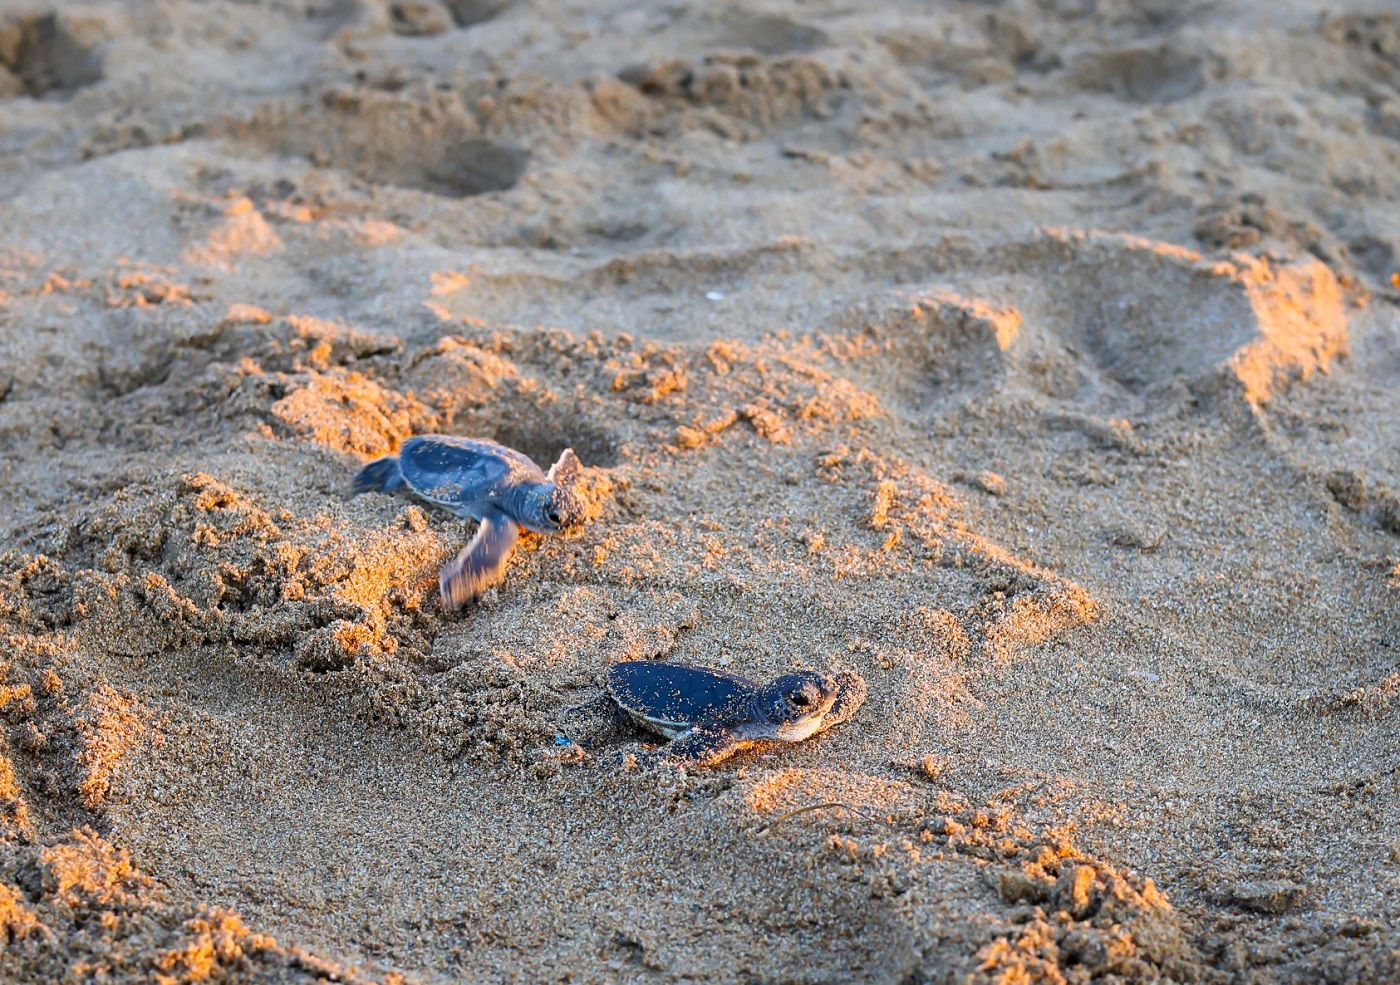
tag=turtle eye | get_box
[790,691,811,708]
[546,507,562,525]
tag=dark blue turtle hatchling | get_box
[602,660,867,767]
[351,435,585,608]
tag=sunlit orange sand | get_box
[1,1,1398,982]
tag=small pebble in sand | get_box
[953,469,1008,496]
[221,302,272,326]
[1227,879,1307,915]
[1107,526,1167,553]
[974,471,1007,496]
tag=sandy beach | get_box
[0,0,1398,981]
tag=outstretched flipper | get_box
[351,456,405,495]
[820,672,868,731]
[546,447,583,484]
[652,724,742,768]
[439,511,521,609]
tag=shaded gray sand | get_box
[0,1,1398,981]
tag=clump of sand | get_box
[0,0,1398,982]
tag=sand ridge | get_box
[0,0,1398,981]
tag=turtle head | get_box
[516,482,585,534]
[758,671,840,741]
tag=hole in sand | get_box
[0,12,105,99]
[414,137,528,198]
[718,13,829,56]
[1071,44,1205,103]
[245,94,529,198]
[310,129,527,198]
[487,419,621,472]
[445,0,510,29]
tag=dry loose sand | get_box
[0,1,1398,982]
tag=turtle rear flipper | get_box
[821,672,868,730]
[351,456,405,495]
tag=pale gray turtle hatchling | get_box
[602,660,867,767]
[351,435,585,608]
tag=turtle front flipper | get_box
[603,726,741,769]
[439,511,521,609]
[819,671,868,731]
[655,724,743,767]
[546,447,582,484]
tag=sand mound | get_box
[0,0,1398,981]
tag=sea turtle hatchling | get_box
[601,660,867,767]
[351,435,585,608]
